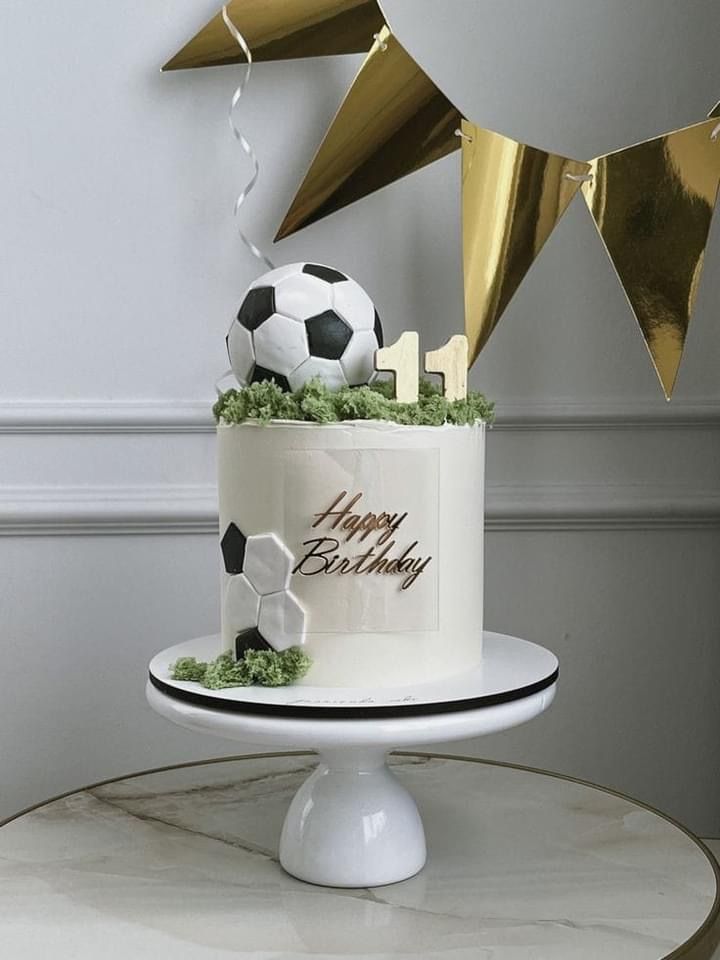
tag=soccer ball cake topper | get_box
[227,262,384,391]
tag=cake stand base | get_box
[146,632,558,887]
[279,747,425,887]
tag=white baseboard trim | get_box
[0,486,216,536]
[1,483,718,536]
[488,484,720,530]
[494,399,720,430]
[0,402,214,434]
[1,398,719,434]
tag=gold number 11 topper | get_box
[376,333,469,404]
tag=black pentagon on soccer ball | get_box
[221,523,246,575]
[306,310,352,360]
[250,365,291,393]
[302,263,348,284]
[374,309,384,348]
[237,286,275,331]
[235,628,273,660]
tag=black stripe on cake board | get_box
[148,667,559,720]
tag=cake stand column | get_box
[278,746,425,887]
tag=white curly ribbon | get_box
[222,5,275,271]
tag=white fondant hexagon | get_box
[248,263,302,290]
[288,356,348,392]
[275,273,333,321]
[244,534,293,595]
[340,329,378,386]
[226,321,255,386]
[332,280,375,331]
[223,574,260,634]
[259,590,306,651]
[253,313,309,377]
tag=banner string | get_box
[221,5,275,271]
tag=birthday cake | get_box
[217,414,485,687]
[174,263,491,689]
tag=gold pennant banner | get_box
[462,121,590,365]
[276,26,462,239]
[163,0,384,70]
[164,4,720,397]
[582,118,720,398]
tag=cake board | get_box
[147,631,558,888]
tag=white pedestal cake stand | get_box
[147,632,558,888]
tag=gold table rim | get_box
[2,750,718,960]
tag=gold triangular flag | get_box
[276,26,462,239]
[462,120,590,365]
[582,118,720,398]
[163,0,384,70]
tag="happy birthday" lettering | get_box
[292,490,432,590]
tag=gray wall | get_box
[1,0,719,833]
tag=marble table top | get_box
[0,752,718,959]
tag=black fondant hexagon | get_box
[235,628,272,659]
[374,309,384,348]
[302,263,348,284]
[237,286,275,331]
[306,310,352,360]
[250,365,291,392]
[221,522,246,575]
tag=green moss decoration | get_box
[214,377,494,427]
[170,647,312,689]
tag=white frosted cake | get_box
[218,418,485,687]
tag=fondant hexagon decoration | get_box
[340,329,379,386]
[288,356,348,393]
[220,522,246,575]
[223,574,260,635]
[237,286,275,331]
[226,323,254,386]
[274,271,333,322]
[250,366,291,392]
[259,590,306,651]
[244,533,293,595]
[253,312,309,377]
[332,278,375,331]
[235,627,272,659]
[373,310,384,348]
[303,263,347,284]
[306,310,352,360]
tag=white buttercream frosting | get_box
[218,420,485,687]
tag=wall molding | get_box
[1,397,720,434]
[0,486,217,536]
[2,399,718,534]
[494,399,720,430]
[0,401,214,434]
[2,482,718,536]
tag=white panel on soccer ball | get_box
[259,590,306,651]
[340,329,378,386]
[289,356,348,392]
[253,313,309,377]
[332,280,375,331]
[223,574,260,634]
[275,273,333,321]
[248,263,303,290]
[226,322,255,385]
[244,533,293,595]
